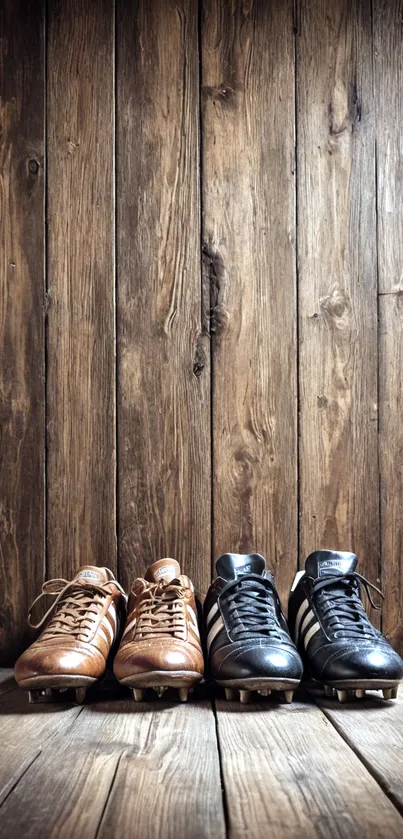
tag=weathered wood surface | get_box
[0,698,225,839]
[297,0,379,599]
[215,692,403,838]
[201,0,297,601]
[2,675,403,837]
[98,701,225,839]
[116,0,210,593]
[47,0,116,578]
[0,687,82,807]
[3,0,403,664]
[312,685,403,816]
[374,0,403,652]
[0,0,45,664]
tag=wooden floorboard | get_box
[97,701,225,839]
[1,675,403,838]
[215,690,403,839]
[0,694,225,839]
[0,687,82,807]
[311,686,403,817]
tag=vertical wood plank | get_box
[297,0,379,590]
[201,0,297,600]
[117,0,210,592]
[374,0,403,653]
[0,0,45,662]
[47,0,116,577]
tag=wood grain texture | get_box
[117,0,210,592]
[47,0,116,577]
[98,701,225,839]
[0,0,45,664]
[311,685,403,816]
[201,0,297,601]
[297,0,379,592]
[0,687,81,807]
[0,699,225,839]
[379,296,403,650]
[216,692,403,838]
[374,0,403,653]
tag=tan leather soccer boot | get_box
[14,566,127,704]
[114,558,204,701]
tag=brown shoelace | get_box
[28,578,126,642]
[135,580,190,640]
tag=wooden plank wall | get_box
[1,0,403,663]
[117,0,210,594]
[47,0,116,580]
[297,0,380,622]
[0,0,45,659]
[201,0,297,600]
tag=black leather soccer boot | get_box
[204,553,303,704]
[288,550,403,702]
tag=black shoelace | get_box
[311,572,384,639]
[222,576,282,640]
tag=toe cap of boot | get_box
[14,642,104,686]
[212,642,303,682]
[114,639,204,683]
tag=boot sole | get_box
[217,677,301,704]
[119,670,202,689]
[119,671,203,702]
[321,679,401,703]
[18,675,97,705]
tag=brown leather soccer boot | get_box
[14,566,127,704]
[114,558,204,701]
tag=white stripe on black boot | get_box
[288,550,403,703]
[204,553,303,704]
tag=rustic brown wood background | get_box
[1,0,402,664]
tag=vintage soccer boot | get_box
[288,550,403,702]
[204,553,303,704]
[113,558,204,701]
[14,566,127,704]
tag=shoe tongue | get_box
[145,558,181,583]
[74,565,111,584]
[216,553,266,581]
[305,550,358,580]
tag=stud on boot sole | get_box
[155,687,167,698]
[133,688,145,702]
[28,689,55,704]
[239,690,250,704]
[225,688,237,700]
[27,686,88,705]
[324,685,336,698]
[179,687,189,702]
[383,687,398,700]
[337,690,351,703]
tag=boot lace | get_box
[136,580,189,639]
[28,578,126,642]
[311,572,384,639]
[222,576,282,640]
